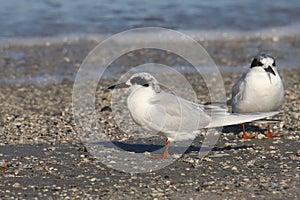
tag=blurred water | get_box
[1,0,300,39]
[1,0,300,85]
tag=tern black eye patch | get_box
[130,76,149,86]
[250,58,263,68]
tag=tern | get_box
[109,72,279,158]
[231,54,284,139]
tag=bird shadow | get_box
[221,124,266,134]
[90,139,253,155]
[89,124,264,156]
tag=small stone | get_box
[247,160,255,168]
[202,157,213,162]
[63,57,71,63]
[257,133,266,140]
[224,142,237,147]
[12,183,21,188]
[203,181,215,187]
[292,113,299,119]
[90,178,97,182]
[231,166,238,171]
[222,186,230,192]
[286,136,296,140]
[289,155,300,160]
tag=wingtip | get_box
[206,110,280,128]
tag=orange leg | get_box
[266,124,282,138]
[152,140,171,159]
[242,123,254,139]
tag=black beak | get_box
[108,82,130,90]
[264,66,276,76]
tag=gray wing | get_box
[231,73,246,112]
[145,91,279,131]
[205,111,279,128]
[148,92,211,133]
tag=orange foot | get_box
[242,124,254,139]
[243,133,254,139]
[151,154,168,159]
[266,131,282,138]
[266,125,282,138]
[151,140,171,160]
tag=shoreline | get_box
[0,34,299,85]
[1,22,300,46]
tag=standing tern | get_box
[109,72,279,158]
[231,54,284,139]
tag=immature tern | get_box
[109,72,279,158]
[232,54,284,139]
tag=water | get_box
[1,0,300,85]
[1,0,300,39]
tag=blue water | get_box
[1,0,300,85]
[1,0,300,39]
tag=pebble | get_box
[12,183,20,188]
[257,133,266,140]
[63,57,71,63]
[202,157,213,162]
[231,166,238,171]
[243,178,250,182]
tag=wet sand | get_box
[0,37,299,199]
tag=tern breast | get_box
[232,67,284,113]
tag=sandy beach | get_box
[0,36,299,199]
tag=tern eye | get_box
[256,61,263,66]
[272,61,276,67]
[143,83,149,87]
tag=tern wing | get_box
[148,92,211,132]
[252,119,281,124]
[205,111,279,128]
[231,73,246,111]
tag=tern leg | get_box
[266,124,282,138]
[242,123,254,139]
[152,140,171,159]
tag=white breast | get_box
[232,67,284,113]
[127,86,156,128]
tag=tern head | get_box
[250,54,276,76]
[108,72,161,93]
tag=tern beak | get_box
[264,66,276,76]
[108,82,130,90]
